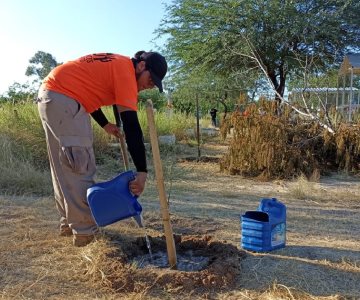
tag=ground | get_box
[0,136,359,300]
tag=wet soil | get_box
[106,234,245,293]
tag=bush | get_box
[220,101,360,179]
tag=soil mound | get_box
[104,235,245,294]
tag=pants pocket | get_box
[67,100,82,118]
[60,146,93,174]
[37,88,53,103]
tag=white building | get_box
[289,53,360,121]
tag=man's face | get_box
[135,61,155,92]
[137,70,155,92]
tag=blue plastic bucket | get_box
[87,171,142,227]
[241,198,286,252]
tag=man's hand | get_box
[103,123,121,138]
[129,172,147,196]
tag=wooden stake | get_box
[145,99,177,269]
[113,105,130,170]
[118,134,130,171]
[195,93,201,160]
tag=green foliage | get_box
[137,107,196,140]
[0,82,37,104]
[288,69,339,91]
[158,0,360,98]
[164,71,241,117]
[25,51,61,82]
[138,88,167,110]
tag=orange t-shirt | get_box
[43,53,138,113]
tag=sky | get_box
[0,0,170,94]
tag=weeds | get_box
[0,102,196,195]
[0,135,52,195]
[288,175,315,200]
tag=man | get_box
[210,108,218,127]
[37,51,167,246]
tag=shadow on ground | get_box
[238,245,360,298]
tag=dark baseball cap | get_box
[140,52,167,92]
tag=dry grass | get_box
[0,136,52,195]
[288,173,360,204]
[1,137,359,299]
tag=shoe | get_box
[73,234,96,247]
[59,226,73,237]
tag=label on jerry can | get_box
[271,223,286,247]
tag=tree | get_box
[0,82,36,104]
[138,88,167,110]
[158,0,360,100]
[25,51,61,82]
[164,68,241,116]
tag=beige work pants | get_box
[37,88,98,236]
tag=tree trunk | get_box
[268,71,286,101]
[218,98,228,120]
[267,65,286,115]
[277,64,286,100]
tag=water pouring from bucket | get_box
[134,214,154,262]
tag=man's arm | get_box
[90,108,108,127]
[90,108,120,137]
[117,105,147,196]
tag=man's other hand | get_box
[103,123,121,138]
[129,172,147,196]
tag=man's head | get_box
[133,51,167,92]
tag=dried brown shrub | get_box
[220,101,360,180]
[335,123,360,171]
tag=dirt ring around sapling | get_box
[105,234,245,293]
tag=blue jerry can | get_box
[241,198,286,252]
[87,170,142,227]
